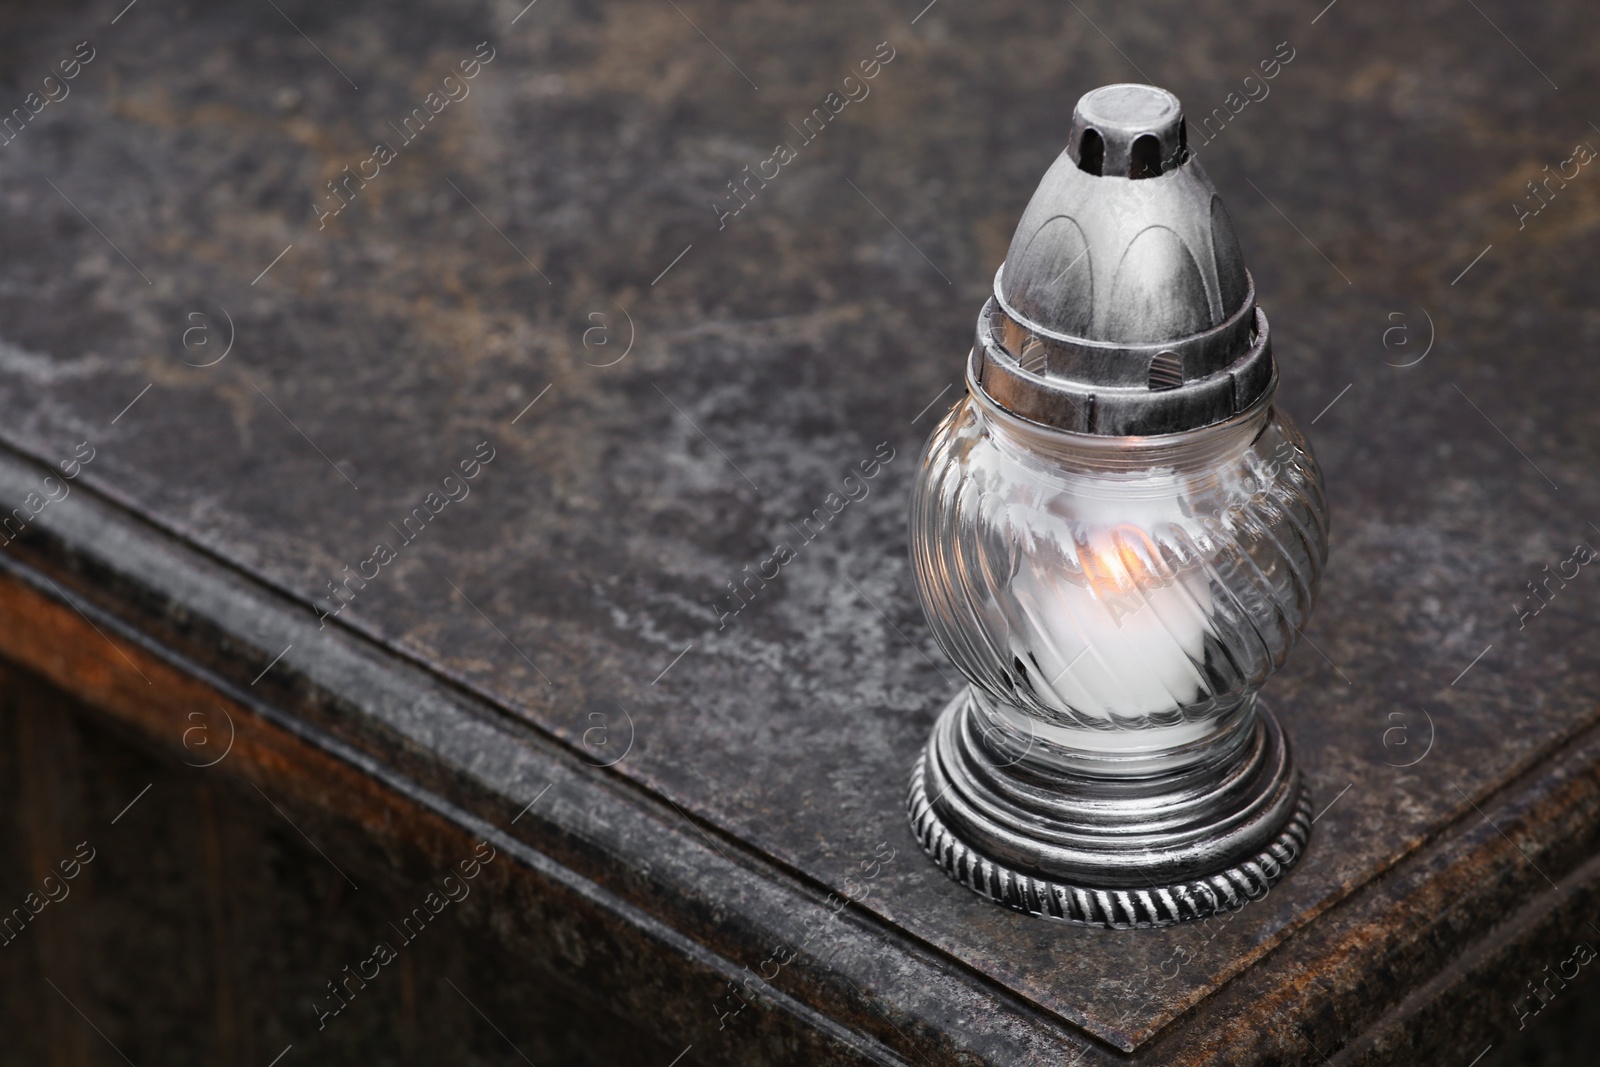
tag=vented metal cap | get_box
[971,83,1275,436]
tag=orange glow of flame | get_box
[1080,528,1164,600]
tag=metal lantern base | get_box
[907,689,1310,928]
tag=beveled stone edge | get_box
[907,755,1312,928]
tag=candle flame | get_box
[1080,528,1166,600]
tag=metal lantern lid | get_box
[972,83,1275,436]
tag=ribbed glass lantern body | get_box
[910,382,1328,778]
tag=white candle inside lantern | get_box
[1004,471,1214,723]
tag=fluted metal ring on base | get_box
[906,692,1311,928]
